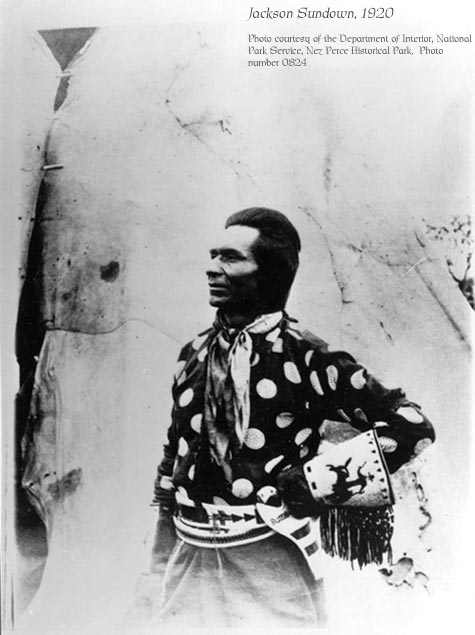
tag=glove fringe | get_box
[320,505,394,568]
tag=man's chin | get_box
[208,295,228,308]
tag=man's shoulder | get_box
[283,317,330,353]
[178,326,215,360]
[284,318,359,369]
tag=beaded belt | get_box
[173,489,275,548]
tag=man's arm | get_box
[150,425,179,576]
[315,351,435,472]
[277,350,435,516]
[149,353,185,574]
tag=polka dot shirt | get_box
[155,316,435,507]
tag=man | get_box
[149,207,435,629]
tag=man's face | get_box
[207,225,260,311]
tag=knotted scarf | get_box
[202,311,283,482]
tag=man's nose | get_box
[206,258,224,278]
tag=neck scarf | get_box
[203,311,283,482]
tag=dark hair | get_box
[225,207,301,310]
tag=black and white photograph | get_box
[1,1,473,634]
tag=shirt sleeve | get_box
[152,346,189,511]
[310,351,435,473]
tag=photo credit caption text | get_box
[247,32,473,66]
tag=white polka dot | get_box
[310,371,324,396]
[179,388,194,407]
[414,438,433,455]
[326,365,338,391]
[378,437,398,453]
[276,412,294,428]
[305,350,314,367]
[300,446,310,459]
[232,478,254,499]
[197,347,208,362]
[350,369,366,390]
[192,334,207,350]
[288,328,303,340]
[177,486,189,499]
[250,352,260,367]
[284,361,302,384]
[256,378,277,399]
[190,414,202,434]
[177,372,187,386]
[295,428,312,445]
[244,428,266,450]
[213,496,229,506]
[397,406,424,424]
[272,338,283,353]
[264,455,284,474]
[174,360,185,381]
[178,438,189,457]
[188,465,195,480]
[160,476,174,490]
[265,328,280,343]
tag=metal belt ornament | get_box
[173,489,274,548]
